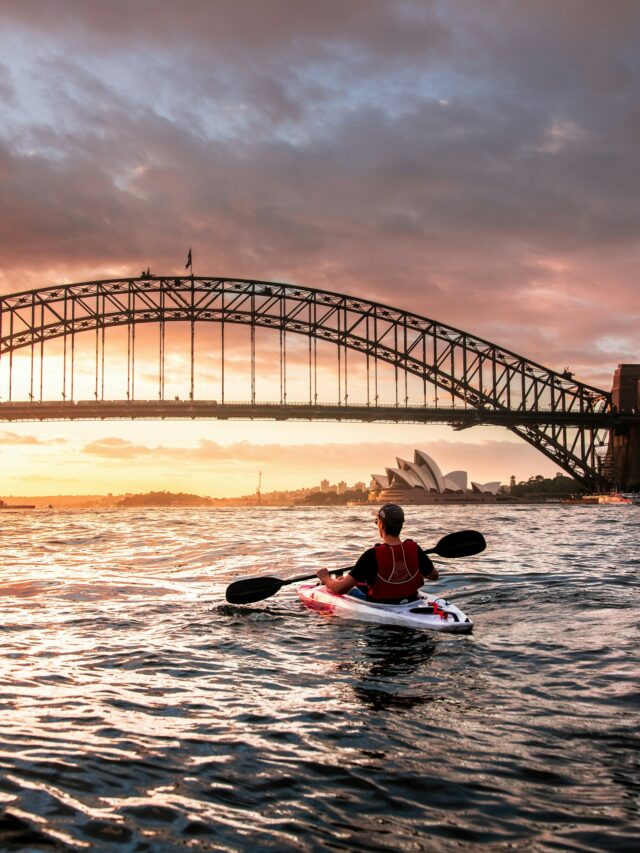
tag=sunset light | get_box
[0,5,638,852]
[1,3,638,500]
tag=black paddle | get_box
[225,529,486,605]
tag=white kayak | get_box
[298,583,473,633]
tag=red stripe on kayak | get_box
[300,595,335,614]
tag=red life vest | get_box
[367,539,423,602]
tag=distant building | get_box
[370,449,501,504]
[337,481,347,495]
[320,479,330,493]
[354,482,366,492]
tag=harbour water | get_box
[0,505,638,851]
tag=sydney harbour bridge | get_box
[0,275,638,491]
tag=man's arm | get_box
[316,548,376,594]
[316,568,358,594]
[418,546,439,581]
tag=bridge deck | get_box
[0,399,635,428]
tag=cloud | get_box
[0,64,14,104]
[81,437,153,458]
[78,435,558,483]
[0,1,450,62]
[0,431,66,446]
[9,473,79,483]
[0,0,637,393]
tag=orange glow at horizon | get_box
[1,416,563,499]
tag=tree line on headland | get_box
[116,491,213,507]
[507,474,586,498]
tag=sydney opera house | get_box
[370,450,501,504]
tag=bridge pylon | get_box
[609,364,640,491]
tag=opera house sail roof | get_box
[370,450,501,504]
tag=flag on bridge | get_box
[185,248,192,271]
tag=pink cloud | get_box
[0,431,66,446]
[0,1,637,395]
[81,437,153,458]
[78,435,559,485]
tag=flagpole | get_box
[185,248,195,399]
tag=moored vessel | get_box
[0,499,36,509]
[598,493,633,505]
[580,492,634,505]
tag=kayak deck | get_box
[298,583,473,633]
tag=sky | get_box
[1,0,639,496]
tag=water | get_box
[0,505,638,851]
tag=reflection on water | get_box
[349,628,437,711]
[0,505,638,850]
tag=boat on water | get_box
[298,582,473,633]
[0,499,35,510]
[596,493,633,505]
[577,492,637,506]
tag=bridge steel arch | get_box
[0,276,622,489]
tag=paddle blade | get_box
[225,575,284,604]
[432,529,486,559]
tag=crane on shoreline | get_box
[256,471,262,505]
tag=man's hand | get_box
[316,568,358,596]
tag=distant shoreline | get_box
[2,473,594,508]
[0,492,612,509]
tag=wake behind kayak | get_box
[298,583,473,633]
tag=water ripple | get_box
[0,505,638,850]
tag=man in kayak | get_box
[316,503,439,604]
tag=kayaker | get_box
[316,503,439,604]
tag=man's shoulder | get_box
[361,545,379,558]
[351,547,378,580]
[403,538,426,551]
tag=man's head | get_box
[377,503,404,536]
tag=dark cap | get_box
[377,503,404,526]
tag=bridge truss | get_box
[0,275,628,490]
